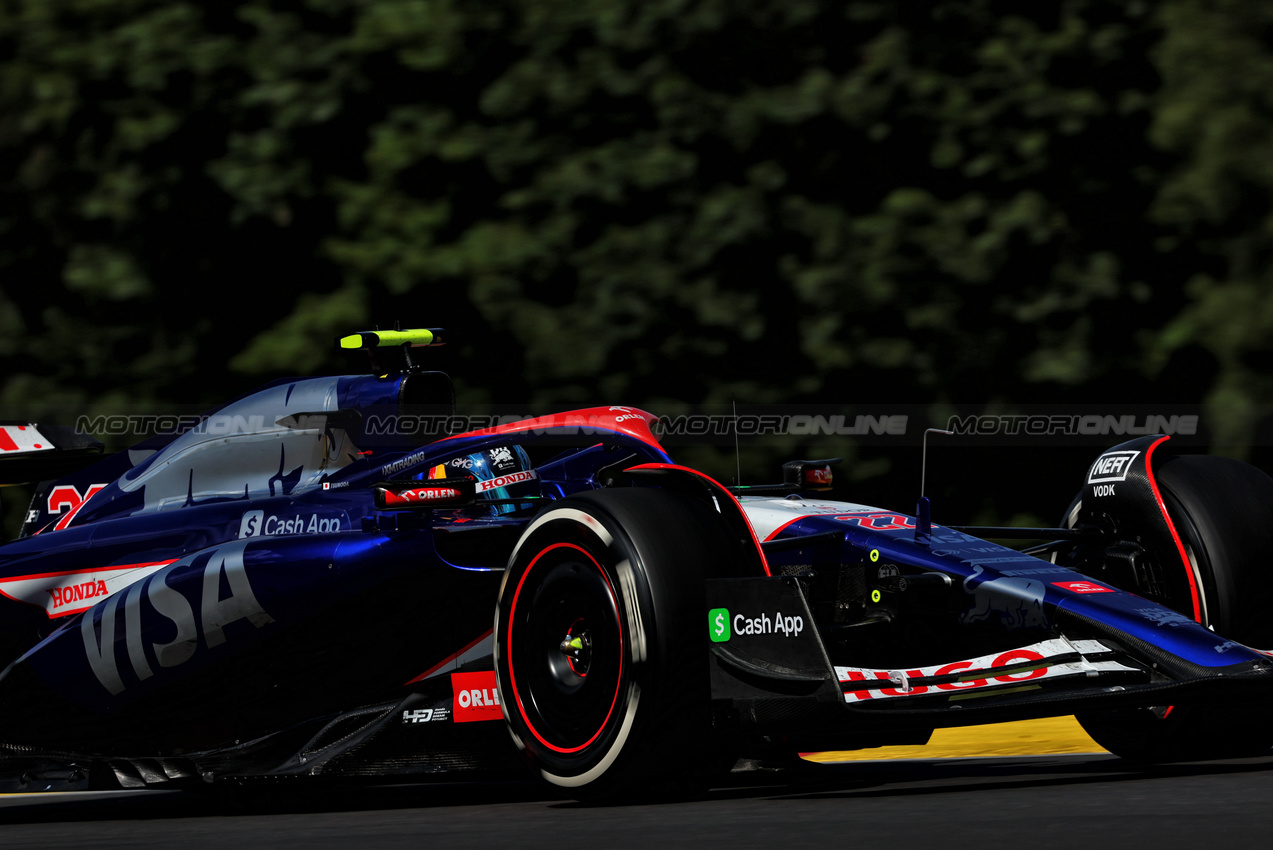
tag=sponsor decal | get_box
[402,707,451,724]
[380,449,431,478]
[0,561,177,618]
[999,567,1073,577]
[321,481,349,490]
[238,511,343,538]
[381,486,464,506]
[1136,607,1197,628]
[80,543,275,695]
[1087,450,1140,484]
[835,512,916,531]
[452,671,503,723]
[1053,580,1114,594]
[961,565,1048,630]
[835,638,1138,703]
[46,483,108,532]
[714,609,804,640]
[609,407,645,424]
[709,608,731,643]
[488,446,514,465]
[52,580,106,609]
[475,469,538,493]
[805,466,832,486]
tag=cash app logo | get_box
[708,608,731,643]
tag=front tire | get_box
[1074,454,1273,761]
[493,488,733,798]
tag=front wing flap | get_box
[706,575,1273,739]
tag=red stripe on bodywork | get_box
[438,407,666,453]
[623,462,771,576]
[404,629,493,685]
[1144,436,1202,623]
[763,516,807,542]
[0,560,177,583]
[0,428,17,452]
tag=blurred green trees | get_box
[3,0,1273,533]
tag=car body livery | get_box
[2,328,1272,797]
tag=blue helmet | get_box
[428,445,537,513]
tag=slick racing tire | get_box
[494,488,734,799]
[1071,455,1273,762]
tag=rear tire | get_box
[494,488,733,798]
[1074,454,1273,761]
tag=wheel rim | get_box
[506,542,625,755]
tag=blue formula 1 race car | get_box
[1,328,1272,799]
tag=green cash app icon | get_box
[708,608,730,643]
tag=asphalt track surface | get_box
[3,751,1273,849]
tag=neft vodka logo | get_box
[81,543,275,695]
[1087,450,1139,485]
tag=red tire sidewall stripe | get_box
[506,540,625,755]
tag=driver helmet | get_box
[428,445,537,514]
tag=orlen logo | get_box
[1053,580,1114,594]
[383,486,462,505]
[1087,450,1139,484]
[609,406,644,423]
[46,483,108,531]
[452,671,502,723]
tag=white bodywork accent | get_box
[0,424,52,454]
[0,561,173,618]
[737,497,884,541]
[835,637,1139,703]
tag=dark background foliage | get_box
[3,0,1272,535]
